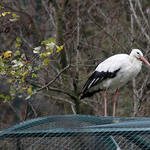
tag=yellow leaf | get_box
[4,12,9,15]
[42,62,46,65]
[28,88,32,92]
[56,45,63,53]
[11,13,20,21]
[19,65,23,68]
[3,51,12,59]
[22,87,27,90]
[11,71,16,75]
[27,87,33,95]
[7,12,11,14]
[43,53,47,57]
[22,72,27,76]
[12,13,17,18]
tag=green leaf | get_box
[27,86,33,96]
[2,95,10,103]
[49,38,55,43]
[0,94,5,98]
[34,67,40,71]
[43,58,49,65]
[20,77,25,83]
[14,50,20,56]
[39,53,43,58]
[14,70,21,78]
[5,95,10,100]
[15,43,20,48]
[12,13,17,18]
[27,64,32,71]
[0,6,4,9]
[12,13,20,20]
[41,40,48,45]
[10,86,16,97]
[16,37,22,43]
[32,73,37,78]
[9,14,20,22]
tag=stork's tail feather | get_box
[80,89,102,99]
[80,92,92,99]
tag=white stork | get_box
[81,49,150,117]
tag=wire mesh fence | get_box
[1,115,150,150]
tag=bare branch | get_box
[129,0,150,44]
[137,0,149,28]
[71,105,76,114]
[42,0,56,28]
[82,1,126,51]
[37,65,70,92]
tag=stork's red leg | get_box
[104,89,108,117]
[113,89,119,117]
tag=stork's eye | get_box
[137,52,140,55]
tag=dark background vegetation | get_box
[1,0,150,129]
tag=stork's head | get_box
[130,49,150,66]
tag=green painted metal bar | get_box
[124,135,150,149]
[1,128,150,139]
[1,115,150,149]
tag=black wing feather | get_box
[82,71,104,93]
[81,69,120,99]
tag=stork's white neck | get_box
[129,55,142,71]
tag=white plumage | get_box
[81,49,150,117]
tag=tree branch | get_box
[81,1,126,51]
[37,65,70,92]
[129,0,150,44]
[63,0,69,10]
[2,2,42,42]
[50,0,59,10]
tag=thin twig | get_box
[7,100,23,122]
[37,65,70,92]
[129,0,150,44]
[42,0,56,28]
[82,1,126,51]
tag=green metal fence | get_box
[1,115,150,149]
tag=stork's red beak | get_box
[140,57,150,66]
